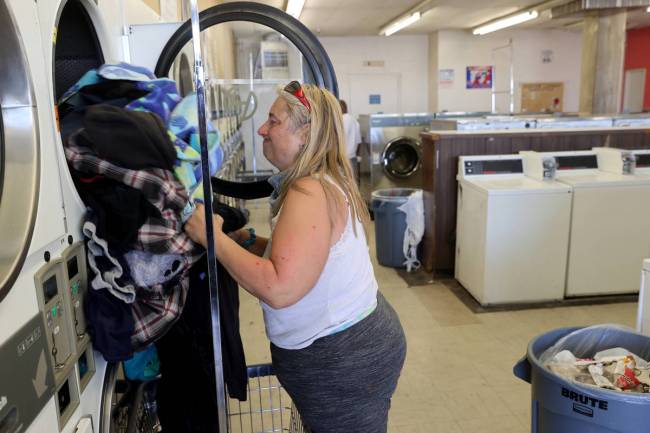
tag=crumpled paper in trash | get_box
[546,347,650,393]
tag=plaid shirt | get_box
[65,132,204,348]
[66,132,201,256]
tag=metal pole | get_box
[249,52,257,175]
[509,38,514,114]
[188,1,229,431]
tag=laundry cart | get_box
[228,364,309,433]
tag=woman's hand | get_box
[184,203,224,248]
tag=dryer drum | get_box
[381,137,421,179]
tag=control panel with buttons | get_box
[61,242,90,354]
[34,259,76,386]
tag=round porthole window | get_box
[381,137,421,179]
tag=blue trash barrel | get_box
[513,327,650,433]
[371,188,419,268]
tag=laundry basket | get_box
[228,364,310,433]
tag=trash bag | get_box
[397,189,424,272]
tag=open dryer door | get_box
[0,1,40,304]
[152,1,338,199]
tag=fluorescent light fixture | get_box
[472,10,539,35]
[381,12,422,36]
[647,5,650,12]
[286,0,306,19]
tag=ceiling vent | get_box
[551,0,650,18]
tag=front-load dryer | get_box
[358,113,434,203]
[38,0,115,237]
[522,150,650,297]
[455,154,572,305]
[0,0,71,432]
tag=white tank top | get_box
[260,179,378,349]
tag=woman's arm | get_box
[186,177,331,308]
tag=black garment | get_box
[156,203,247,432]
[58,80,149,141]
[84,283,135,362]
[71,172,160,249]
[214,201,248,234]
[80,104,177,171]
[155,258,247,433]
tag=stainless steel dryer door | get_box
[0,1,39,303]
[381,137,421,180]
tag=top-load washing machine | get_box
[430,117,536,131]
[638,259,650,335]
[454,154,572,305]
[358,113,434,202]
[522,150,650,297]
[535,117,613,129]
[595,147,650,177]
[612,114,650,128]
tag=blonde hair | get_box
[274,83,370,236]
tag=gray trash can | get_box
[513,327,650,433]
[371,188,419,268]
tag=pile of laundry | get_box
[546,348,650,393]
[58,63,243,360]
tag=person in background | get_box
[339,99,362,182]
[185,81,406,433]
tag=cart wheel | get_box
[99,362,161,433]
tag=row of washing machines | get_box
[455,148,650,306]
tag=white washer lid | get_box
[462,177,572,195]
[556,171,650,187]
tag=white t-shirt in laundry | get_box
[342,113,361,159]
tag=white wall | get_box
[319,35,429,118]
[435,29,583,113]
[98,0,163,62]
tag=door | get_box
[491,42,513,114]
[348,73,400,118]
[623,68,646,113]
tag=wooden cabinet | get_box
[421,128,650,274]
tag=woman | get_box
[185,81,406,433]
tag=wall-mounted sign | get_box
[541,49,554,64]
[369,94,381,105]
[466,66,493,89]
[439,69,455,88]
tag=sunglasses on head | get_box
[284,81,311,113]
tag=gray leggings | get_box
[271,292,406,433]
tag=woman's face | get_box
[257,97,306,171]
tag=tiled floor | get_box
[238,200,638,433]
